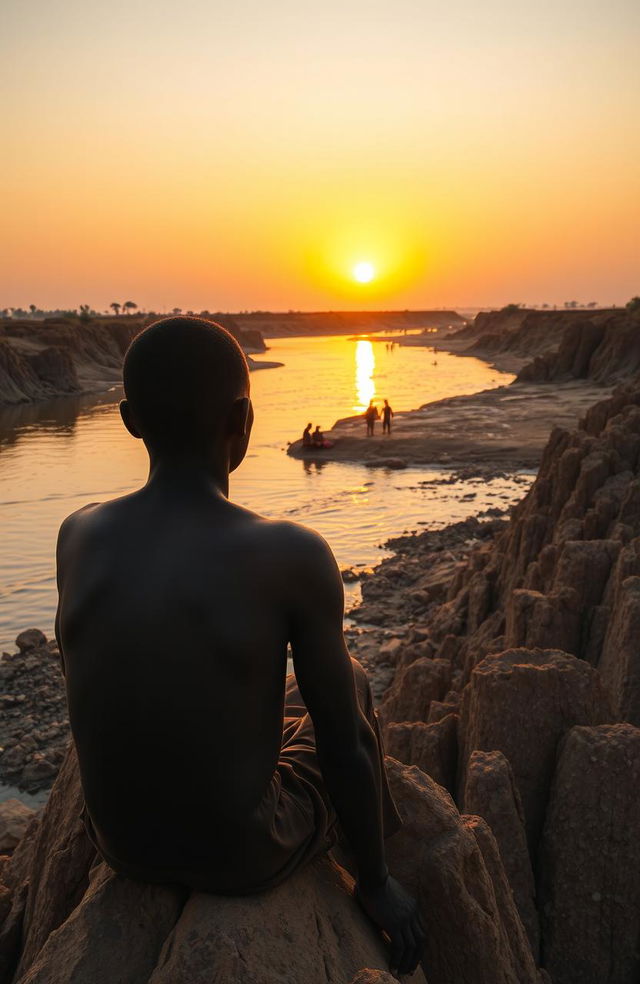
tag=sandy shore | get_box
[288,378,612,472]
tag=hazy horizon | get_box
[3,0,639,312]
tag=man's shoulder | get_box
[57,495,134,546]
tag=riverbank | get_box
[289,307,640,472]
[0,315,279,407]
[288,378,611,472]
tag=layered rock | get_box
[458,649,613,850]
[462,750,538,957]
[517,310,640,386]
[538,724,640,984]
[384,759,540,984]
[384,714,457,792]
[378,658,450,727]
[0,316,269,407]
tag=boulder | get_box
[0,747,427,984]
[0,799,36,854]
[458,648,613,850]
[538,724,640,984]
[379,658,450,727]
[14,630,47,654]
[384,758,540,983]
[19,858,425,984]
[384,714,457,792]
[462,750,538,957]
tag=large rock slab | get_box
[458,648,613,850]
[385,758,540,983]
[462,749,539,958]
[379,658,450,726]
[384,714,457,792]
[538,724,640,984]
[18,857,423,984]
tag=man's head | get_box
[121,317,252,469]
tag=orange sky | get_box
[2,0,639,311]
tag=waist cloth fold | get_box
[82,660,402,895]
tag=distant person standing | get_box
[365,400,379,437]
[382,400,394,435]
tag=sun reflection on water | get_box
[355,339,375,412]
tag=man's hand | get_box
[355,874,425,977]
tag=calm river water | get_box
[0,334,530,651]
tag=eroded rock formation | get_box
[0,316,268,407]
[0,749,546,984]
[538,724,640,984]
[367,383,640,983]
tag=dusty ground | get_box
[288,379,612,472]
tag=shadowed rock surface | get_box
[462,749,539,957]
[457,649,613,850]
[538,724,640,984]
[384,759,541,984]
[384,714,457,793]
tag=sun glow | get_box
[353,261,375,284]
[355,339,376,411]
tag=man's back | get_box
[58,488,303,882]
[54,317,423,973]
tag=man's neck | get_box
[146,454,230,499]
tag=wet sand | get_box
[288,379,613,473]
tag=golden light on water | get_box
[355,339,375,411]
[353,261,375,283]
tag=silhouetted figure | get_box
[54,317,423,977]
[312,425,324,446]
[365,400,379,436]
[382,400,394,435]
[302,422,313,446]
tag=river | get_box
[0,333,531,651]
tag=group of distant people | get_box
[300,399,394,450]
[365,399,393,436]
[302,423,328,448]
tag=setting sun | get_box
[353,262,375,284]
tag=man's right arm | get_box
[284,525,424,976]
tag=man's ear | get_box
[229,397,253,437]
[119,400,142,439]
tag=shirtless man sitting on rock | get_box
[55,317,424,977]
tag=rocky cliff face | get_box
[0,316,268,407]
[445,308,639,385]
[516,310,640,385]
[371,383,640,983]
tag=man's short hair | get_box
[122,317,249,451]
